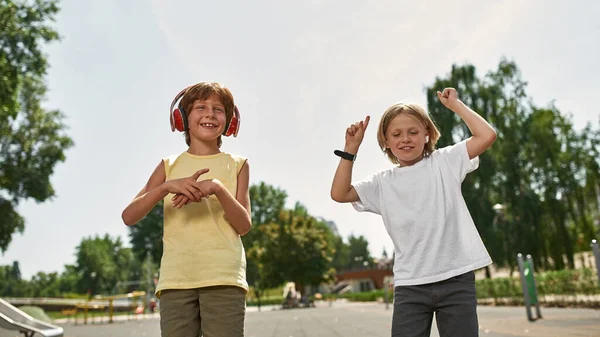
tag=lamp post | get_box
[89,271,97,299]
[493,203,512,276]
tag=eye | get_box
[196,105,205,110]
[410,131,419,135]
[215,107,225,113]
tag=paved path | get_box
[1,302,598,337]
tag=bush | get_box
[322,289,385,302]
[18,306,53,323]
[60,293,89,299]
[246,296,284,307]
[322,268,599,304]
[476,268,599,299]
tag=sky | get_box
[1,0,599,279]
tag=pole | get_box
[591,239,600,285]
[526,255,542,319]
[516,253,533,321]
[146,249,152,313]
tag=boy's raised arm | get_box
[331,116,370,203]
[437,88,497,159]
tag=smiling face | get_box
[187,95,227,143]
[180,82,235,147]
[377,103,441,166]
[384,113,428,166]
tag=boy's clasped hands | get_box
[163,168,219,208]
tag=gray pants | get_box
[392,271,478,337]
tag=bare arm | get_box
[214,160,252,236]
[121,161,168,226]
[331,116,369,203]
[122,161,208,226]
[438,88,497,159]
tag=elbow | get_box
[487,129,497,146]
[239,224,252,236]
[489,129,497,142]
[330,190,346,203]
[121,210,136,227]
[330,190,341,203]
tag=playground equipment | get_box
[517,253,542,322]
[81,291,146,324]
[0,297,63,337]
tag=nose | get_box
[205,107,216,117]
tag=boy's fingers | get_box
[180,188,196,201]
[363,115,370,130]
[191,168,210,180]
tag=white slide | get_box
[0,298,63,337]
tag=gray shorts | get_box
[392,271,478,337]
[159,286,246,337]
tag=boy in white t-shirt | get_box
[331,87,497,337]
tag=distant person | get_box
[330,88,496,337]
[122,82,251,337]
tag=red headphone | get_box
[169,86,240,137]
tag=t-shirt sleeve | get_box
[437,139,479,182]
[235,155,248,175]
[351,173,382,214]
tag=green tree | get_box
[347,235,374,269]
[75,234,135,296]
[331,235,350,272]
[128,201,164,266]
[248,182,287,227]
[0,0,73,252]
[425,58,600,273]
[58,264,80,295]
[248,210,336,295]
[29,271,61,297]
[244,182,288,289]
[0,261,28,296]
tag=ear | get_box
[425,134,429,143]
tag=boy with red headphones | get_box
[122,82,251,337]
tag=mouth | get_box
[398,146,414,152]
[199,123,219,129]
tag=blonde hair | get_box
[377,103,441,165]
[181,82,235,147]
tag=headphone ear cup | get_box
[169,86,190,132]
[172,108,187,132]
[224,106,241,137]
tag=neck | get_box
[398,154,424,167]
[187,139,221,156]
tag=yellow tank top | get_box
[155,151,248,297]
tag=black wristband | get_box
[334,150,356,162]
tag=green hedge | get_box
[322,290,385,302]
[246,297,284,307]
[323,268,599,303]
[18,306,53,323]
[476,268,599,299]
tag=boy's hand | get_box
[163,168,209,202]
[345,116,370,153]
[171,179,223,208]
[437,87,461,110]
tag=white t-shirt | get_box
[352,140,492,286]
